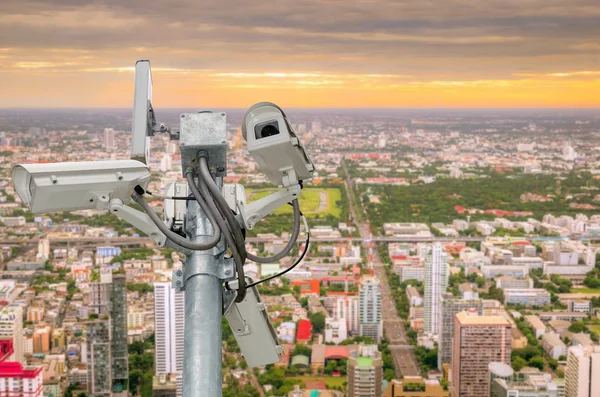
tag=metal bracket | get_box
[175,256,235,292]
[222,289,237,315]
[238,184,301,230]
[109,198,192,256]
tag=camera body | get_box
[12,160,150,213]
[242,102,314,187]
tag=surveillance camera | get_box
[242,102,314,187]
[12,160,150,213]
[224,278,282,367]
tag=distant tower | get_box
[87,270,128,395]
[425,243,449,335]
[154,282,185,396]
[347,345,382,397]
[359,277,382,342]
[103,128,115,151]
[452,311,511,397]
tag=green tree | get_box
[309,312,326,333]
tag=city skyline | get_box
[1,0,600,108]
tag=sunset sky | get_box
[1,0,599,108]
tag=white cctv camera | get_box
[12,160,150,213]
[224,278,282,367]
[242,102,314,187]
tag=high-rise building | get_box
[0,338,43,397]
[347,345,382,397]
[154,283,185,375]
[0,306,23,363]
[334,296,359,334]
[33,327,50,354]
[87,270,128,396]
[437,294,483,369]
[87,320,112,396]
[425,243,448,335]
[565,345,600,397]
[104,128,115,150]
[359,277,382,342]
[37,239,49,260]
[451,310,511,397]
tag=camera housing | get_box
[12,160,150,213]
[224,278,282,367]
[242,102,314,187]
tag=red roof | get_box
[325,346,349,359]
[292,280,320,295]
[454,205,466,214]
[512,241,532,246]
[296,319,313,341]
[0,362,42,379]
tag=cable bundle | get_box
[133,155,310,302]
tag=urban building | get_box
[87,270,128,395]
[334,296,359,334]
[154,283,185,375]
[0,339,43,397]
[347,345,382,397]
[425,243,449,335]
[384,377,449,396]
[451,310,511,397]
[495,276,534,289]
[504,289,551,306]
[103,128,115,150]
[525,315,547,338]
[359,277,382,342]
[542,333,567,360]
[0,306,23,363]
[567,300,592,313]
[438,294,483,369]
[565,345,600,397]
[490,366,561,397]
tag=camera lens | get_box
[255,120,280,139]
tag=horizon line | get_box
[1,106,599,110]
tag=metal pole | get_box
[183,195,223,397]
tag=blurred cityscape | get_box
[0,108,600,397]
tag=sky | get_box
[1,0,599,108]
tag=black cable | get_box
[187,171,247,302]
[132,190,221,251]
[246,199,301,263]
[245,222,310,288]
[198,157,247,258]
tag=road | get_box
[343,159,421,378]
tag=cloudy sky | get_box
[1,0,599,107]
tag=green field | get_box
[288,376,346,388]
[571,288,600,294]
[587,324,600,334]
[247,188,342,217]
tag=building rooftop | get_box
[356,357,373,368]
[455,311,510,326]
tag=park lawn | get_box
[572,288,600,294]
[288,376,346,388]
[247,188,341,217]
[586,324,600,334]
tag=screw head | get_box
[181,114,186,118]
[176,269,183,276]
[217,166,225,172]
[176,280,181,286]
[225,270,232,276]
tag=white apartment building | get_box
[154,281,185,397]
[425,243,448,335]
[103,128,115,150]
[359,277,382,342]
[565,345,600,397]
[334,296,359,334]
[324,318,347,344]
